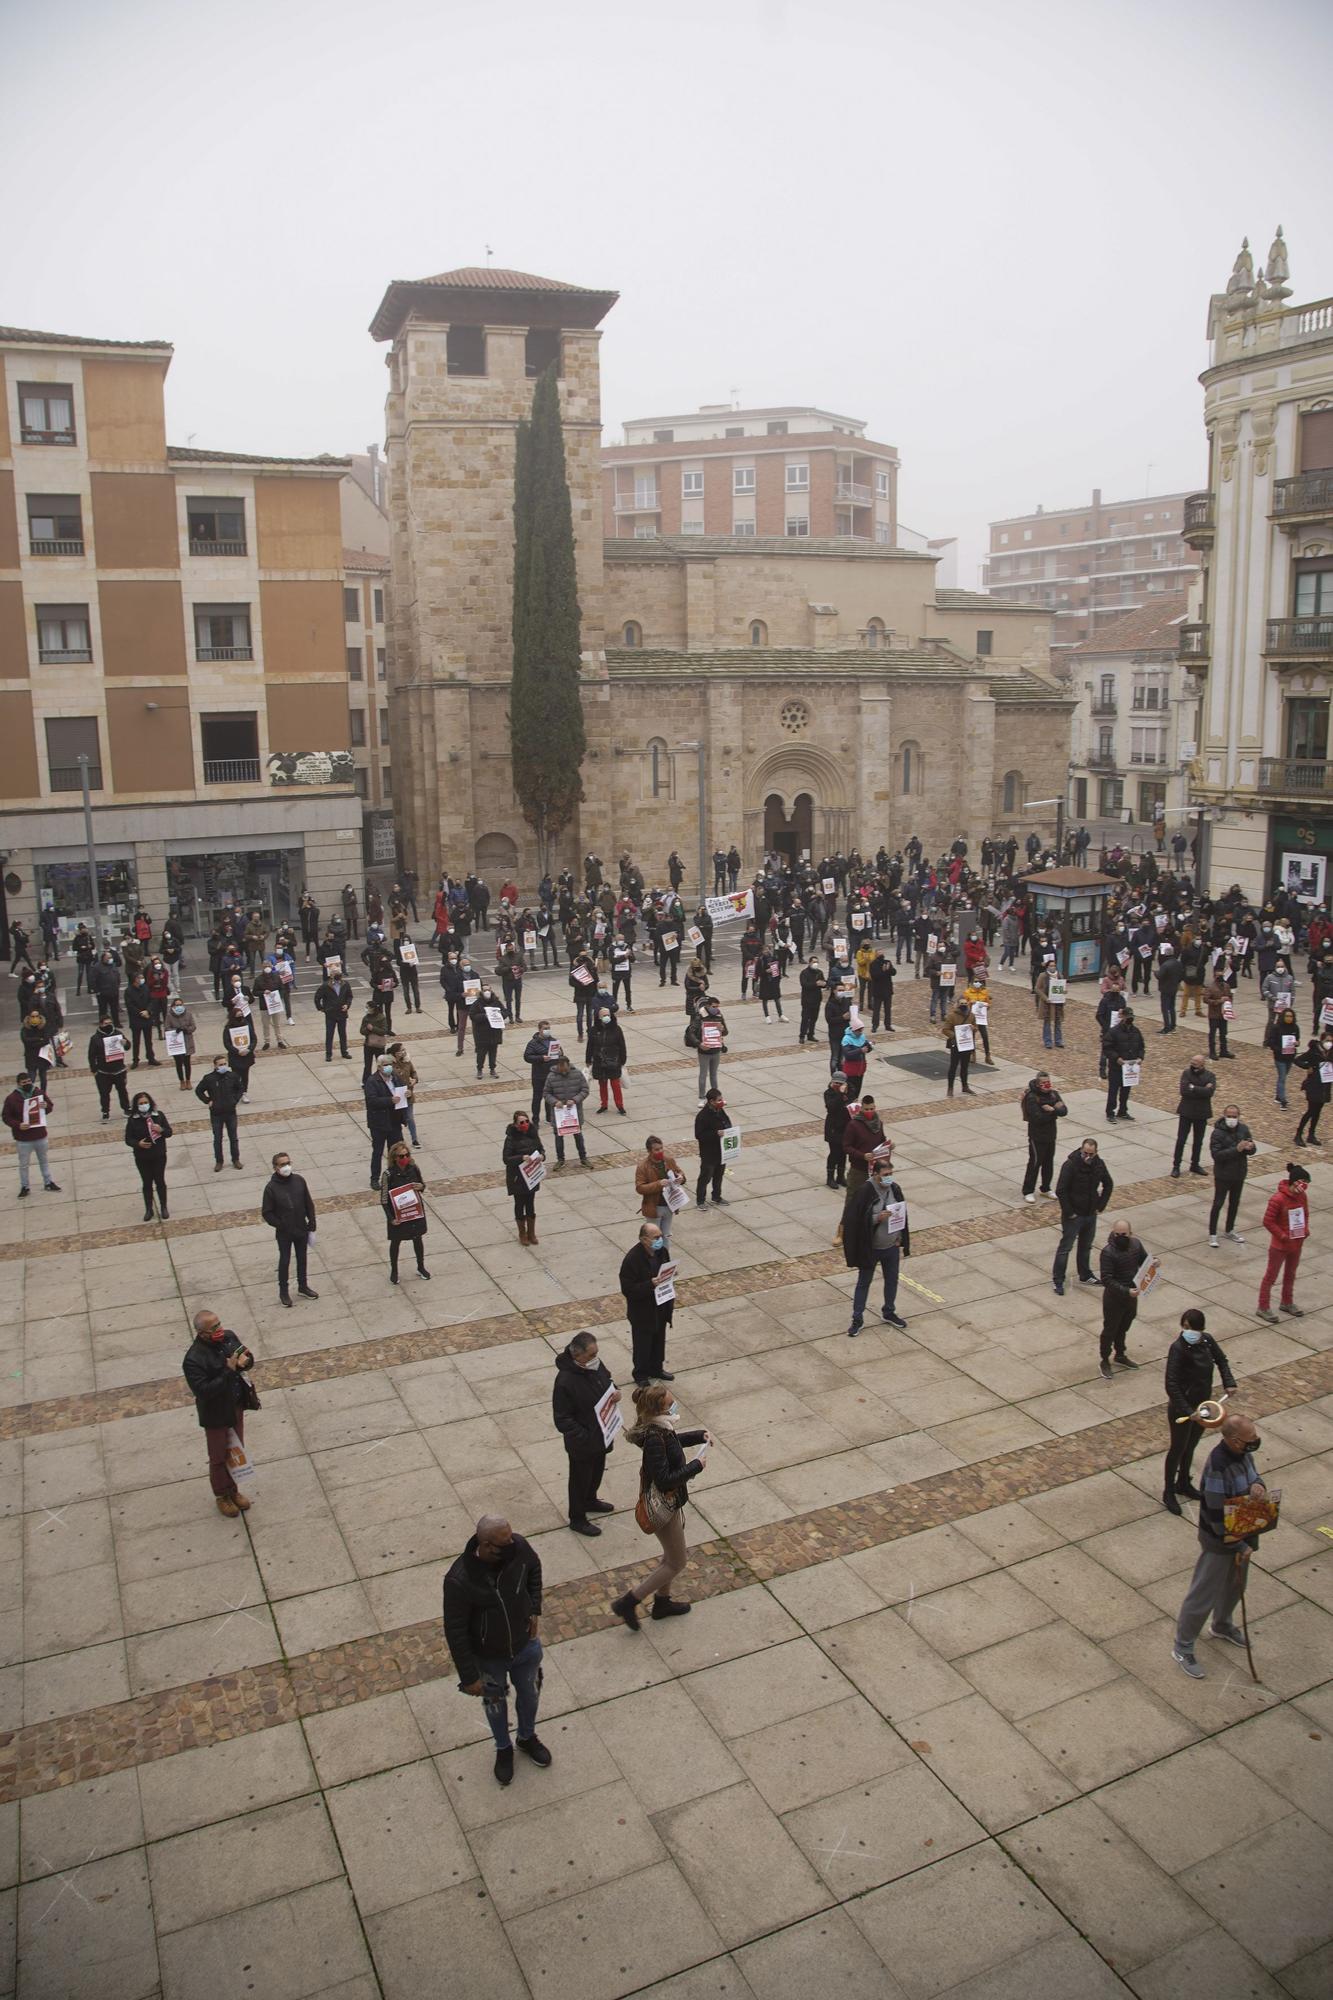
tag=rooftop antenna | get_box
[730,385,740,408]
[485,244,494,263]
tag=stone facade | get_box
[374,265,1075,890]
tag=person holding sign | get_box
[1255,1162,1311,1321]
[1202,971,1233,1061]
[841,1153,911,1337]
[694,1087,732,1208]
[315,968,354,1062]
[223,1003,256,1102]
[943,997,977,1098]
[1294,1035,1332,1147]
[470,983,506,1079]
[657,922,682,988]
[380,1139,430,1282]
[1171,1413,1270,1680]
[619,1221,676,1385]
[125,1089,172,1222]
[568,949,598,1039]
[163,998,197,1089]
[686,997,728,1102]
[502,1110,546,1246]
[2,1073,60,1196]
[636,1134,684,1251]
[586,1007,628,1114]
[1097,1216,1147,1377]
[395,934,422,1014]
[88,1017,132,1123]
[523,1020,559,1125]
[551,1332,619,1537]
[1265,1006,1302,1108]
[364,1055,405,1187]
[1104,1007,1145,1121]
[757,952,785,1023]
[544,1056,590,1168]
[1034,964,1065,1051]
[181,1309,256,1518]
[252,961,290,1051]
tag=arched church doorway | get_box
[764,791,813,867]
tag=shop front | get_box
[35,852,139,938]
[1267,812,1333,910]
[167,843,305,936]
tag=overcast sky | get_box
[6,0,1332,584]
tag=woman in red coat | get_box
[1255,1162,1311,1322]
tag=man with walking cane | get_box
[1171,1412,1276,1680]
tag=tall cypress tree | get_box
[510,362,585,876]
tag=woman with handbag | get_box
[610,1382,711,1629]
[125,1089,172,1222]
[381,1138,431,1284]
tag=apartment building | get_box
[1067,595,1191,826]
[0,325,360,938]
[602,404,899,544]
[1178,231,1333,898]
[985,488,1201,653]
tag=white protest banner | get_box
[659,932,678,954]
[463,977,482,1003]
[324,955,343,977]
[231,1026,251,1053]
[1117,949,1131,966]
[654,1261,678,1305]
[1321,1063,1333,1085]
[572,965,594,986]
[553,1103,581,1135]
[938,963,957,988]
[392,1084,410,1110]
[1322,998,1333,1026]
[399,941,419,965]
[1120,1060,1142,1087]
[1281,1033,1297,1054]
[522,931,536,953]
[20,1094,45,1130]
[519,1153,546,1190]
[595,1383,622,1446]
[1289,1204,1308,1240]
[720,1124,741,1160]
[851,911,867,930]
[662,1180,691,1213]
[821,877,836,895]
[545,1040,562,1059]
[483,1006,507,1032]
[882,1199,908,1235]
[687,925,704,945]
[1132,1253,1162,1298]
[700,1022,723,1050]
[953,1024,975,1052]
[971,1001,989,1026]
[264,989,285,1014]
[926,934,939,954]
[704,890,755,926]
[225,1428,256,1492]
[389,1184,425,1225]
[1047,976,1067,1004]
[1222,1000,1235,1021]
[164,1030,187,1057]
[103,1033,126,1063]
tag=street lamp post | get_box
[1022,795,1065,868]
[78,753,104,947]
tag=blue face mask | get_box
[1181,1329,1203,1345]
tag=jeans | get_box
[697,1050,720,1096]
[696,1161,725,1204]
[1053,1212,1096,1285]
[477,1635,543,1751]
[324,1015,349,1058]
[1160,989,1177,1032]
[553,1129,587,1165]
[1209,1180,1243,1235]
[849,1246,901,1329]
[275,1229,309,1292]
[1042,1017,1064,1049]
[1173,1115,1207,1172]
[656,1201,673,1253]
[16,1137,51,1191]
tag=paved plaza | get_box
[1,928,1331,1999]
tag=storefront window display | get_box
[168,848,302,936]
[36,858,138,937]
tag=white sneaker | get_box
[1226,1231,1245,1244]
[1208,1235,1219,1248]
[1040,1188,1056,1200]
[1023,1192,1036,1204]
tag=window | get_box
[999,532,1009,546]
[633,523,656,539]
[376,648,387,680]
[26,495,83,555]
[45,716,101,791]
[1059,523,1068,536]
[750,620,768,647]
[633,476,658,508]
[901,740,923,795]
[1294,568,1333,617]
[725,426,744,438]
[1143,512,1155,522]
[18,384,75,445]
[373,588,384,623]
[733,468,755,494]
[1002,770,1024,813]
[353,768,369,798]
[1284,697,1329,762]
[681,470,704,497]
[343,586,360,621]
[875,523,891,545]
[446,324,486,376]
[733,519,756,537]
[349,710,366,745]
[766,421,788,435]
[680,519,704,534]
[785,464,809,490]
[187,503,246,555]
[194,605,252,660]
[1098,727,1114,759]
[1099,777,1123,814]
[200,713,260,784]
[622,621,642,648]
[1023,528,1033,541]
[785,516,809,537]
[975,628,993,656]
[381,766,392,796]
[347,646,363,681]
[524,329,560,378]
[646,737,670,800]
[652,428,674,443]
[866,619,885,649]
[875,470,889,498]
[379,710,390,746]
[36,604,91,663]
[1130,726,1166,765]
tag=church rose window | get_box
[780,700,809,734]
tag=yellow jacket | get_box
[854,943,875,980]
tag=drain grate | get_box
[877,1049,954,1080]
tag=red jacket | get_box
[146,962,171,1000]
[1262,1179,1310,1248]
[963,937,987,971]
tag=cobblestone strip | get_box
[2,1346,1327,1806]
[0,1162,1204,1442]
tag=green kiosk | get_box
[1019,868,1119,981]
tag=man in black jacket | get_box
[89,951,122,1028]
[315,969,354,1061]
[694,1087,731,1207]
[88,1018,132,1121]
[1021,1072,1067,1201]
[442,1517,548,1786]
[363,1056,404,1188]
[195,1055,244,1171]
[261,1151,319,1306]
[619,1221,672,1384]
[1208,1106,1255,1245]
[1105,1009,1145,1121]
[182,1308,254,1516]
[1098,1215,1146,1377]
[823,1073,850,1189]
[1171,1056,1217,1177]
[1162,1309,1236,1513]
[552,1334,619,1536]
[842,1154,910,1336]
[1052,1138,1113,1294]
[1157,945,1185,1034]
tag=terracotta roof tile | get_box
[342,546,390,572]
[1069,594,1191,655]
[0,324,171,351]
[168,445,349,469]
[407,266,612,294]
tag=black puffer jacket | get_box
[442,1534,542,1688]
[551,1345,614,1460]
[1164,1331,1236,1420]
[1055,1149,1114,1217]
[1209,1118,1254,1184]
[1106,1020,1146,1065]
[181,1330,251,1429]
[1021,1080,1067,1141]
[1099,1231,1145,1298]
[632,1420,708,1512]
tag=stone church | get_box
[371,266,1073,886]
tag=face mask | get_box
[19,1082,31,1095]
[598,1012,610,1023]
[1181,1329,1203,1345]
[1225,1116,1238,1128]
[648,1237,663,1252]
[215,1066,227,1076]
[1112,1232,1129,1247]
[171,1002,185,1015]
[277,1164,292,1177]
[666,1401,680,1420]
[136,1101,150,1114]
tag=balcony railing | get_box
[48,765,101,791]
[196,645,254,661]
[1272,470,1333,522]
[1265,616,1333,658]
[613,491,660,512]
[1087,751,1117,769]
[29,537,84,557]
[38,648,92,664]
[1182,492,1215,542]
[190,537,248,557]
[1258,758,1333,797]
[1178,623,1210,659]
[1091,700,1118,717]
[835,481,872,505]
[20,427,76,447]
[202,756,261,784]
